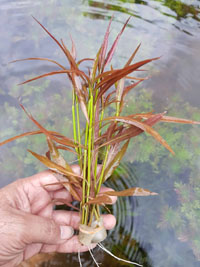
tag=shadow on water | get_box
[1,0,200,266]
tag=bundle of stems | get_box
[1,16,200,246]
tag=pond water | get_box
[1,0,200,266]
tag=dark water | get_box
[1,0,200,266]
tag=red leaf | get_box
[99,15,113,70]
[86,195,113,205]
[103,187,158,197]
[104,17,131,67]
[19,104,79,149]
[11,57,66,70]
[28,149,82,182]
[32,16,77,69]
[95,57,159,102]
[104,116,174,154]
[53,198,80,211]
[125,43,141,67]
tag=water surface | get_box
[1,0,200,266]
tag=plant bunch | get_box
[1,16,200,248]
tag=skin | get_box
[0,167,117,267]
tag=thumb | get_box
[23,213,74,244]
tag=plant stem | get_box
[72,89,78,154]
[96,145,110,194]
[81,103,90,224]
[75,94,82,169]
[86,95,93,203]
[99,106,104,136]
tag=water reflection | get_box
[1,0,200,266]
[83,0,200,36]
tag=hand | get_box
[0,168,116,267]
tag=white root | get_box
[78,250,82,267]
[88,248,101,267]
[98,243,143,267]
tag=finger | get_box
[24,243,42,260]
[49,188,73,202]
[24,170,65,191]
[41,236,96,253]
[99,186,117,204]
[37,202,53,218]
[58,236,96,253]
[52,210,116,230]
[23,167,81,192]
[23,212,74,245]
[70,165,102,175]
[102,214,116,230]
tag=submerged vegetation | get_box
[158,172,200,261]
[1,15,200,266]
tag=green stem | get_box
[86,95,93,203]
[75,94,82,169]
[72,90,78,154]
[116,102,120,117]
[99,106,104,136]
[94,206,99,221]
[96,145,110,194]
[88,205,95,226]
[81,103,90,224]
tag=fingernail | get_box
[60,226,74,239]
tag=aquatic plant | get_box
[1,16,200,266]
[158,173,200,261]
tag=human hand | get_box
[0,168,116,267]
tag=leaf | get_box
[19,104,80,149]
[120,80,143,113]
[104,140,129,181]
[60,38,78,70]
[91,47,101,83]
[46,137,68,168]
[71,74,89,123]
[104,17,131,67]
[161,115,200,125]
[18,69,86,86]
[44,181,81,202]
[105,90,116,104]
[86,195,113,205]
[67,183,81,201]
[70,34,76,60]
[125,76,148,81]
[125,43,141,67]
[95,57,158,88]
[99,113,164,147]
[133,114,200,125]
[122,80,143,98]
[60,38,90,83]
[28,149,82,182]
[0,130,42,146]
[103,187,158,197]
[56,145,77,155]
[95,57,159,102]
[32,16,77,69]
[99,15,113,70]
[107,122,117,140]
[116,78,125,103]
[0,129,78,148]
[32,17,89,84]
[11,57,66,70]
[104,116,175,154]
[53,198,80,211]
[46,137,59,158]
[77,57,94,66]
